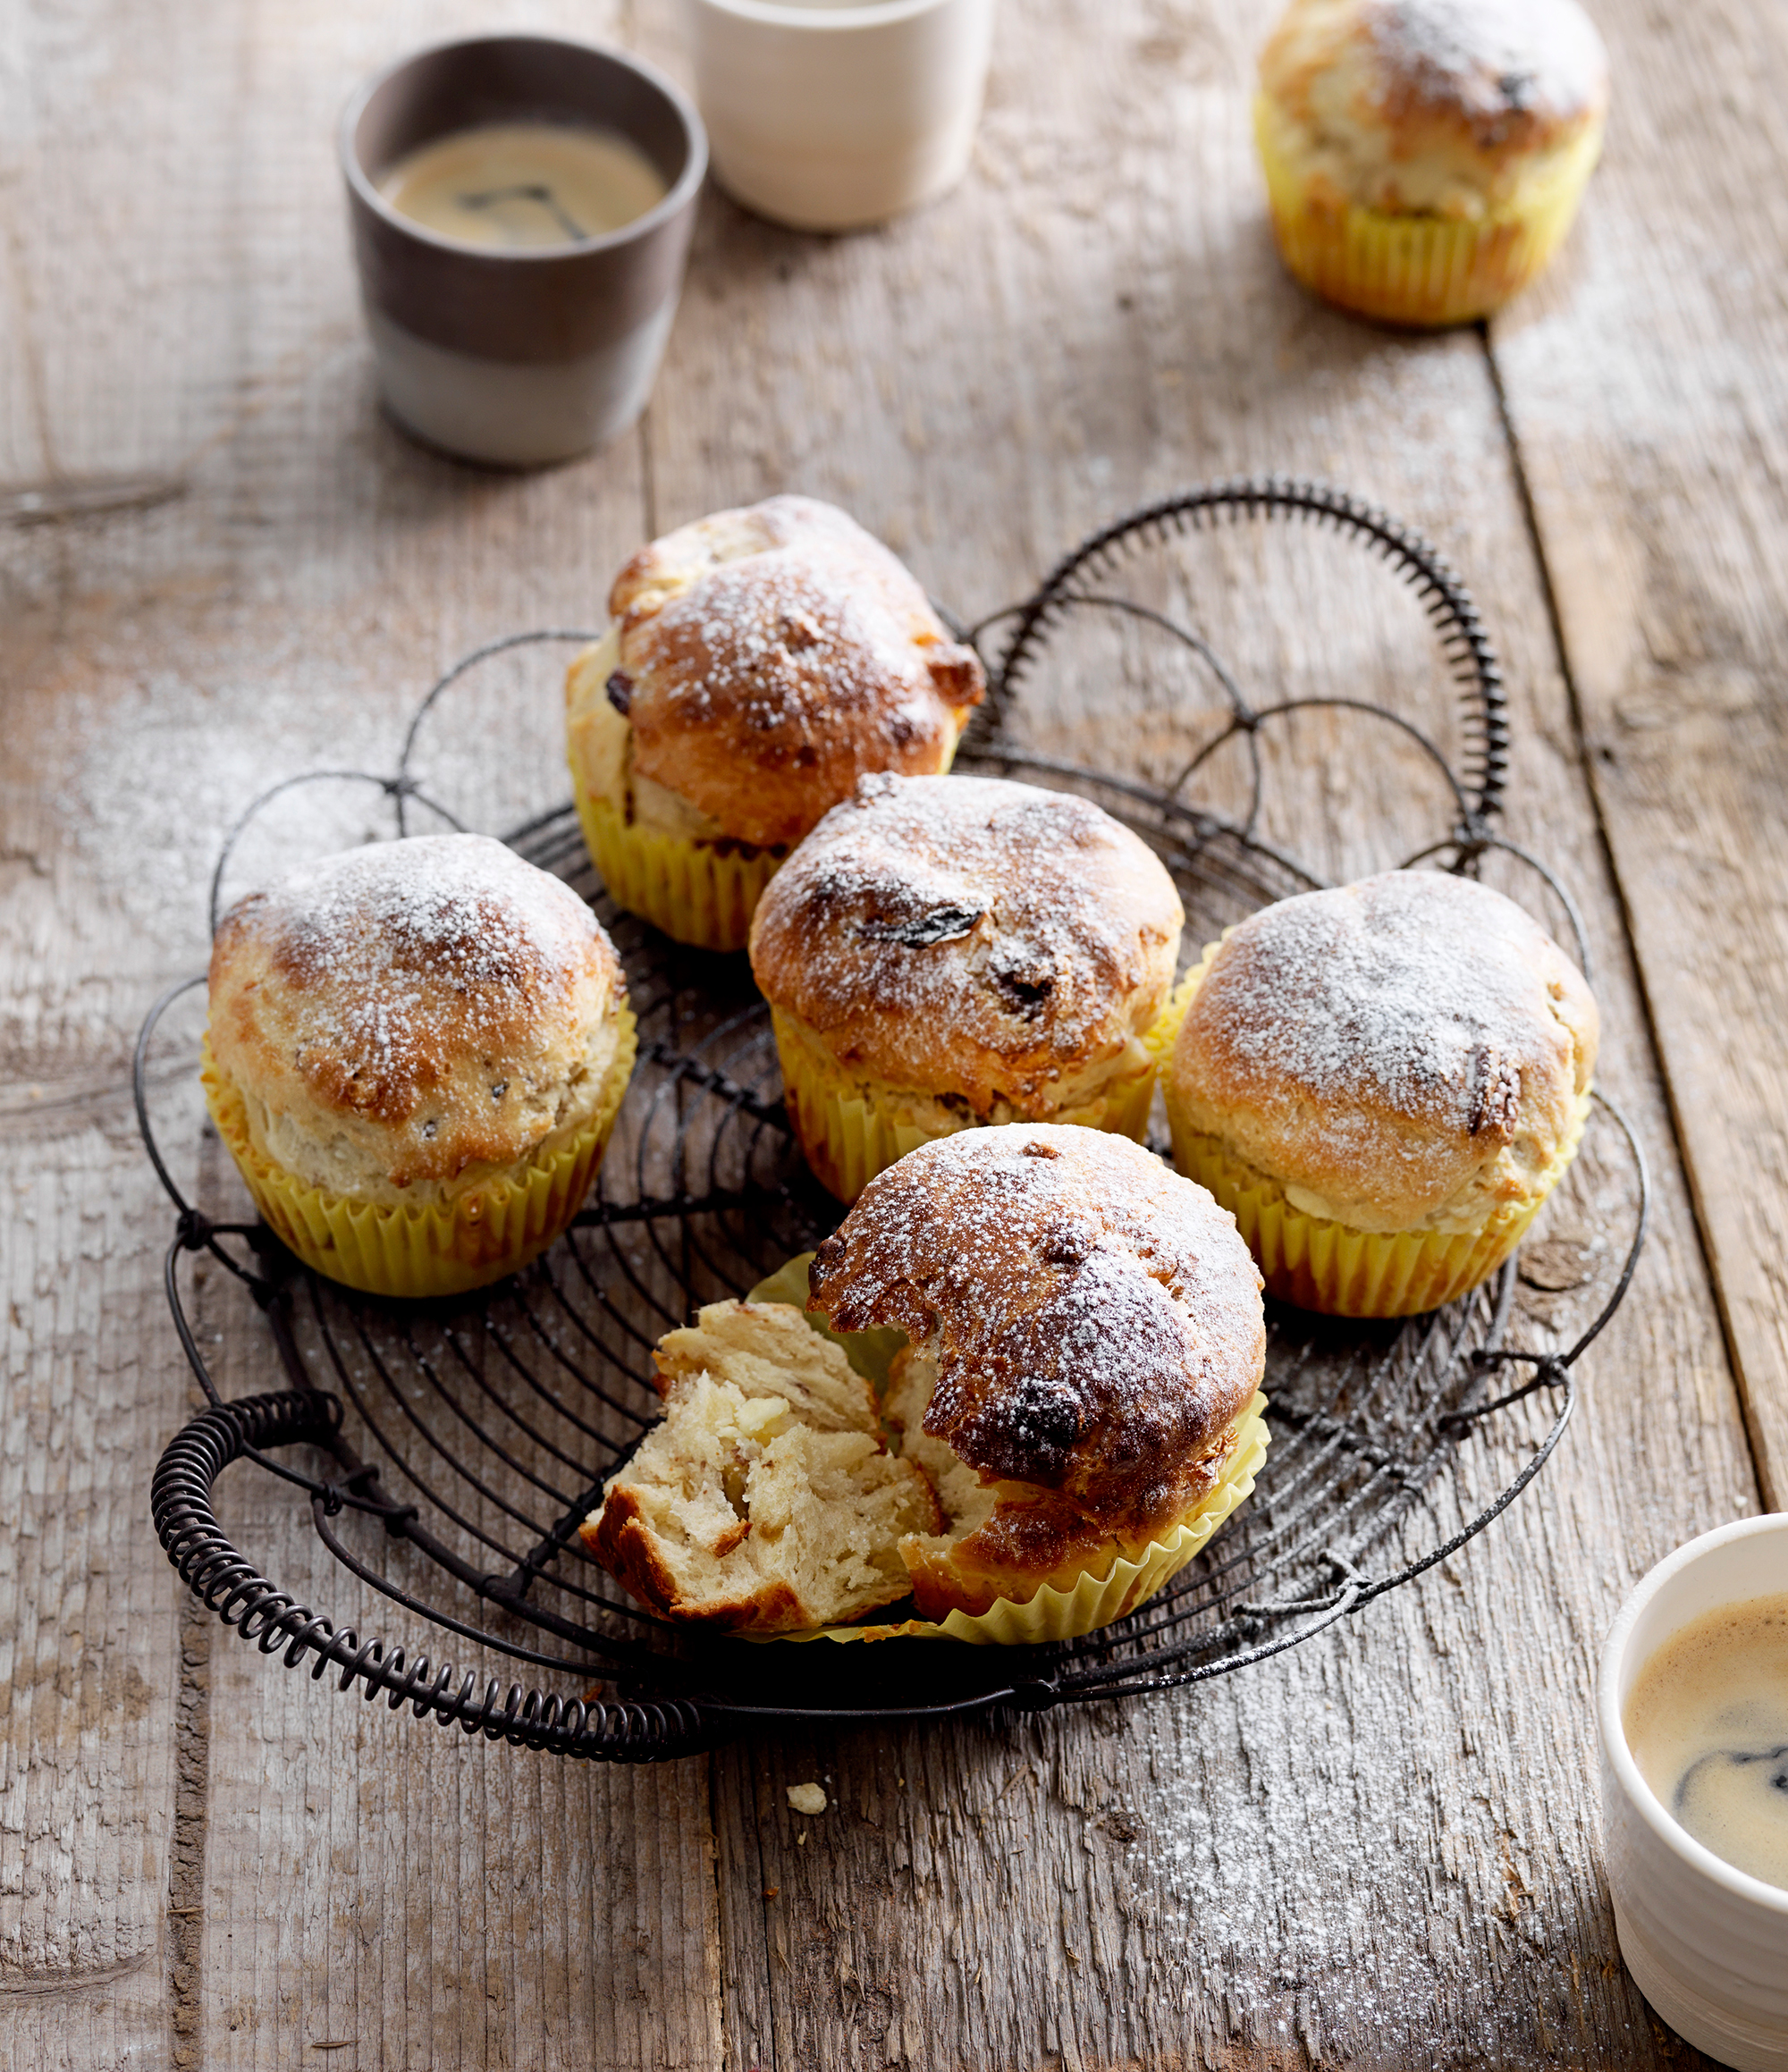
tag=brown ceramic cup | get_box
[340,36,706,467]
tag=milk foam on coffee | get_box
[1623,1589,1788,1891]
[379,124,668,249]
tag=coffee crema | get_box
[378,123,668,250]
[1623,1589,1788,1891]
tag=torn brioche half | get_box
[581,1301,941,1633]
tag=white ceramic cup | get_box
[1598,1513,1788,2071]
[678,0,996,232]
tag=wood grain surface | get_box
[1490,0,1788,1513]
[0,0,1775,2066]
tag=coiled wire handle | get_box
[153,1392,713,1763]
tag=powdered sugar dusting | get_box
[646,552,940,743]
[1200,875,1538,1115]
[615,497,984,846]
[811,1126,1264,1537]
[752,775,1183,1101]
[216,833,608,1120]
[1365,0,1607,119]
[1178,871,1583,1215]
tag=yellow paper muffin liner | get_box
[572,788,781,954]
[200,1005,637,1300]
[1163,1120,1588,1318]
[1254,97,1606,327]
[1153,939,1592,1315]
[740,1252,1269,1645]
[569,711,970,955]
[772,1008,1160,1204]
[1145,939,1221,1070]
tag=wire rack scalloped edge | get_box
[139,477,1648,1764]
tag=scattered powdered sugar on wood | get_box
[1121,1637,1576,2064]
[60,624,585,980]
[811,1125,1263,1536]
[64,658,402,966]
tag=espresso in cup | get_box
[340,37,705,467]
[379,124,669,249]
[1624,1590,1788,1891]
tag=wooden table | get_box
[4,0,1784,2064]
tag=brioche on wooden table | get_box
[749,772,1185,1200]
[1255,0,1610,324]
[565,494,985,951]
[1156,869,1599,1315]
[808,1124,1268,1632]
[203,833,636,1298]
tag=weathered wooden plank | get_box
[0,244,52,495]
[0,1968,173,2072]
[0,0,342,2045]
[175,1135,725,2072]
[0,0,1769,2064]
[1490,0,1788,1511]
[639,0,1758,2065]
[0,0,730,2062]
[0,783,190,2068]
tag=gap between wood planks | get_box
[167,1588,213,2071]
[1477,322,1776,1516]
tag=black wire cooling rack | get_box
[141,478,1647,1764]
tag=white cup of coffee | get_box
[1598,1513,1788,2070]
[678,0,996,232]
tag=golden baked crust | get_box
[1259,0,1609,218]
[1168,870,1599,1234]
[881,1339,1247,1621]
[748,775,1184,1116]
[586,495,984,850]
[566,627,733,848]
[207,835,625,1200]
[808,1125,1265,1552]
